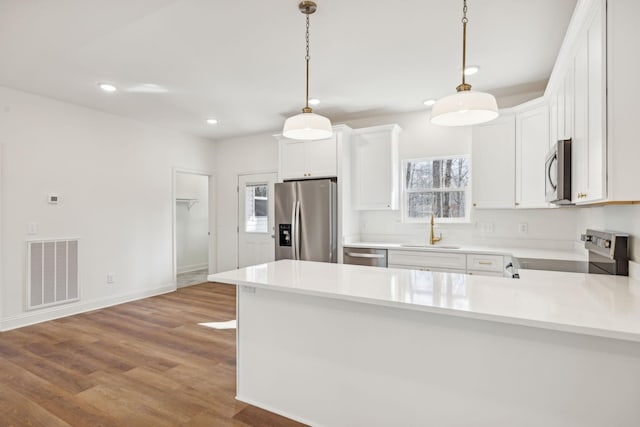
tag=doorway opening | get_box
[174,170,214,287]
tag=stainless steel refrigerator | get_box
[275,179,337,263]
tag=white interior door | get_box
[238,173,277,268]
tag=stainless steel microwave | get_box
[545,139,572,204]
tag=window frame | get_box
[244,183,270,234]
[401,155,472,224]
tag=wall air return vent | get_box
[26,239,79,310]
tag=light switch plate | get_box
[27,222,38,235]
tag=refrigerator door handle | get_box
[294,200,301,260]
[290,201,297,260]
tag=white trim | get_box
[176,263,208,274]
[1,284,175,331]
[629,260,640,281]
[235,395,320,427]
[0,144,3,322]
[401,155,472,224]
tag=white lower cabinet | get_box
[388,250,466,271]
[466,254,504,273]
[388,264,466,274]
[387,250,504,277]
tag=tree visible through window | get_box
[403,156,470,222]
[245,184,268,232]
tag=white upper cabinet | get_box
[515,103,550,209]
[278,134,338,180]
[551,63,574,148]
[471,113,516,209]
[352,124,401,210]
[607,0,640,201]
[547,0,640,204]
[572,0,606,204]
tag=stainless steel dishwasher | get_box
[343,247,388,267]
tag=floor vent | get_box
[27,239,79,310]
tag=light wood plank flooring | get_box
[0,283,306,427]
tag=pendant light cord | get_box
[457,0,471,92]
[461,0,467,87]
[304,13,312,112]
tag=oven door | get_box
[544,148,558,203]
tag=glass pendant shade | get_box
[283,111,332,140]
[430,90,499,126]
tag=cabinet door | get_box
[353,125,400,210]
[280,140,308,180]
[549,96,558,150]
[562,63,574,141]
[586,4,606,202]
[516,105,550,208]
[303,137,337,179]
[279,136,337,180]
[388,250,466,270]
[572,3,606,204]
[472,114,516,209]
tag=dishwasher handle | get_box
[345,252,386,259]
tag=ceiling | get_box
[0,0,577,140]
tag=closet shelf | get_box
[176,198,199,210]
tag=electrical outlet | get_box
[518,223,528,234]
[107,273,115,284]
[478,222,494,233]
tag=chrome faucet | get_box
[430,213,442,245]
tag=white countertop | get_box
[209,260,640,342]
[343,241,587,262]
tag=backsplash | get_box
[356,207,584,251]
[356,204,639,262]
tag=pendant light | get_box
[430,0,499,126]
[283,1,332,140]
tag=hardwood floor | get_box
[0,283,306,427]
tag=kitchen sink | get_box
[400,244,461,250]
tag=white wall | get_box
[176,173,209,273]
[214,133,278,272]
[0,86,216,330]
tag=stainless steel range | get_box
[581,229,629,276]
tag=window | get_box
[403,156,471,222]
[244,184,268,232]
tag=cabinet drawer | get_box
[388,250,466,270]
[466,254,504,272]
[467,270,505,277]
[389,264,465,274]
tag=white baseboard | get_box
[235,394,318,427]
[629,260,640,281]
[177,263,208,274]
[0,284,176,332]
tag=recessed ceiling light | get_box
[98,83,117,92]
[308,98,321,105]
[423,99,436,106]
[463,66,480,76]
[206,118,218,125]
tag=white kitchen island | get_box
[208,260,640,427]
